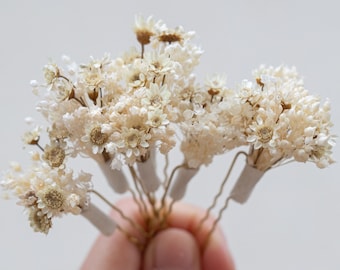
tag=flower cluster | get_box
[178,66,336,170]
[2,153,91,233]
[1,15,336,241]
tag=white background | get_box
[0,1,339,269]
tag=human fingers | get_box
[167,201,235,270]
[81,198,235,270]
[143,228,201,270]
[80,198,142,270]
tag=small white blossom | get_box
[22,126,42,145]
[134,15,161,45]
[1,154,91,233]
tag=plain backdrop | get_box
[0,1,339,269]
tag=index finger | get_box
[167,201,235,270]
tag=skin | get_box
[81,198,235,270]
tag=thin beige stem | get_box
[116,224,145,251]
[89,189,147,237]
[203,196,232,249]
[160,164,185,207]
[273,158,294,168]
[156,164,186,231]
[128,187,147,219]
[162,154,170,187]
[129,167,160,237]
[148,193,158,219]
[58,74,71,82]
[129,166,150,199]
[72,96,87,107]
[195,151,247,233]
[128,166,149,215]
[159,197,176,229]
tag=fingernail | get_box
[144,228,200,270]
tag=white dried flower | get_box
[43,63,60,85]
[22,126,42,145]
[243,65,335,171]
[134,15,160,45]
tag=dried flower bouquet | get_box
[1,15,336,250]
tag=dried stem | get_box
[203,196,232,249]
[129,165,155,207]
[128,187,147,220]
[139,199,167,238]
[160,164,185,208]
[129,167,159,226]
[129,166,148,195]
[128,167,161,237]
[161,74,166,86]
[99,87,103,108]
[128,165,160,227]
[162,154,170,187]
[128,166,149,216]
[90,189,147,237]
[157,164,197,231]
[116,224,145,251]
[141,44,145,59]
[35,142,45,152]
[72,96,87,107]
[158,197,176,229]
[195,151,247,233]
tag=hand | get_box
[81,198,235,270]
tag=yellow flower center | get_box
[126,130,140,148]
[159,33,182,43]
[44,146,65,167]
[90,126,108,146]
[136,30,153,45]
[257,126,273,143]
[151,115,162,127]
[42,188,65,210]
[150,95,162,105]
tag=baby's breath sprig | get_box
[1,15,336,252]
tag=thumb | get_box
[143,228,201,270]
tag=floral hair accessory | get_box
[1,15,336,251]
